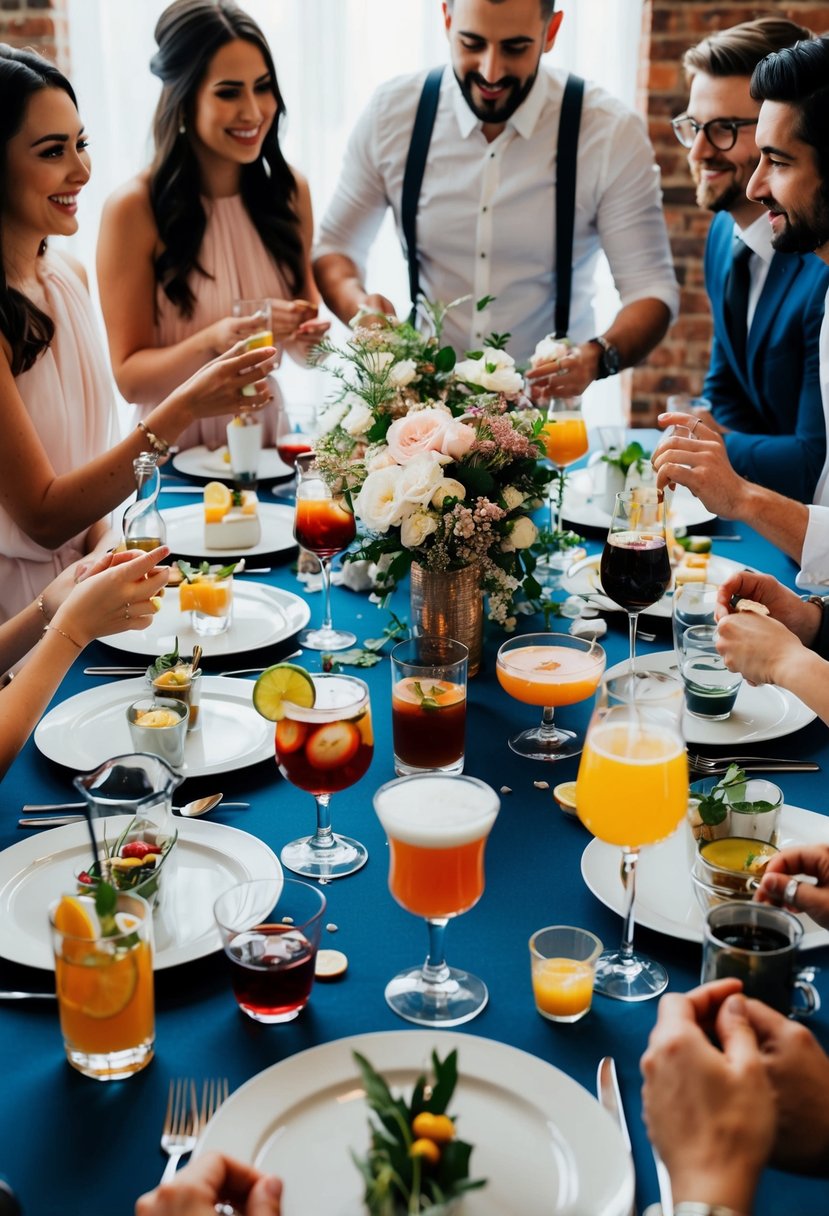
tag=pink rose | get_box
[386,407,474,464]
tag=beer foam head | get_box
[374,775,499,848]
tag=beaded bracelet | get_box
[137,420,171,456]
[42,623,82,651]
[36,593,52,624]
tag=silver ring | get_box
[784,877,799,907]
[689,416,701,435]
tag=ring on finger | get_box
[784,877,799,907]
[689,417,701,435]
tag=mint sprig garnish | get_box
[696,764,748,826]
[411,681,442,711]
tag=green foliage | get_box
[696,764,747,826]
[601,440,651,476]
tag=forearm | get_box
[601,298,671,367]
[775,647,829,725]
[313,253,370,325]
[0,600,46,676]
[733,483,809,563]
[0,628,79,778]
[113,330,218,409]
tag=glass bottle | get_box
[123,452,166,552]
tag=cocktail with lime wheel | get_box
[254,664,373,879]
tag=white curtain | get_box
[63,0,645,426]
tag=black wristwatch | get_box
[589,335,621,379]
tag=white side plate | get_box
[172,445,291,481]
[162,502,296,559]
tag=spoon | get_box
[18,794,250,828]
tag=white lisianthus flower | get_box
[365,444,396,472]
[396,452,447,509]
[364,350,394,375]
[432,477,466,507]
[316,399,349,435]
[401,509,439,549]
[388,358,419,388]
[502,486,525,511]
[342,399,375,438]
[530,334,571,368]
[354,465,404,532]
[509,516,538,549]
[455,347,523,396]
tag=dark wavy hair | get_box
[751,35,829,189]
[0,44,78,374]
[149,0,303,318]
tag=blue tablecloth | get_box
[2,459,829,1216]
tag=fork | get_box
[687,751,819,775]
[160,1078,229,1182]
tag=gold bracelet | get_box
[42,623,83,651]
[137,420,171,456]
[36,593,52,624]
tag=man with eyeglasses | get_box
[669,18,829,501]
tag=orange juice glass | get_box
[234,298,274,397]
[180,573,233,637]
[541,397,588,579]
[529,926,603,1023]
[50,892,154,1080]
[374,773,499,1026]
[294,452,357,652]
[496,632,605,761]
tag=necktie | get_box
[724,238,753,366]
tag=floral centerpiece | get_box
[313,300,551,629]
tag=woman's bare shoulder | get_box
[101,171,157,231]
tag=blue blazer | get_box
[703,211,829,501]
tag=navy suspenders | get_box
[400,67,585,338]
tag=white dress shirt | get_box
[735,212,774,331]
[797,292,829,588]
[314,66,679,364]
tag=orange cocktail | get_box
[294,452,357,652]
[496,633,606,761]
[374,774,500,1026]
[541,413,588,468]
[294,497,356,559]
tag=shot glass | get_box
[672,582,718,660]
[233,298,274,396]
[680,624,742,720]
[702,902,819,1017]
[214,878,326,1024]
[529,925,603,1023]
[226,415,263,486]
[391,636,468,775]
[50,891,155,1079]
[149,665,202,732]
[127,697,188,768]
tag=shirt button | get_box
[482,206,488,213]
[480,252,486,259]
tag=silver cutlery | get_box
[0,990,56,1001]
[597,1056,637,1216]
[687,752,819,775]
[160,1077,228,1182]
[84,661,295,677]
[19,797,250,827]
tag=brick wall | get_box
[632,0,829,425]
[0,0,70,73]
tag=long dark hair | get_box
[149,0,304,317]
[0,44,78,374]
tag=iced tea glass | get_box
[276,672,373,879]
[294,453,357,651]
[50,891,154,1080]
[373,773,500,1026]
[391,636,468,775]
[214,878,326,1023]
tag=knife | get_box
[597,1056,637,1216]
[0,990,56,1001]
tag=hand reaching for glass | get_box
[715,571,823,644]
[754,843,829,929]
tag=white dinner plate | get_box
[0,816,280,971]
[98,581,309,659]
[582,803,829,950]
[604,651,816,744]
[562,468,715,530]
[195,1030,634,1216]
[172,445,292,481]
[34,677,273,776]
[162,503,296,559]
[566,552,744,619]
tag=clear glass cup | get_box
[496,632,606,761]
[577,692,688,1001]
[275,672,373,879]
[601,488,671,674]
[273,399,319,498]
[293,452,357,651]
[702,902,819,1017]
[680,623,743,720]
[233,298,274,398]
[149,663,202,732]
[600,670,684,722]
[127,698,188,769]
[672,582,718,660]
[184,574,233,638]
[391,636,468,775]
[529,925,603,1023]
[50,891,154,1080]
[214,878,326,1023]
[226,415,263,487]
[539,395,588,576]
[373,773,500,1026]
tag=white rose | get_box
[531,335,571,368]
[316,399,348,435]
[456,347,523,395]
[509,517,538,549]
[396,452,446,509]
[502,486,525,511]
[388,358,419,388]
[401,509,439,548]
[354,465,404,532]
[365,444,397,472]
[431,477,466,507]
[364,350,394,375]
[342,400,375,437]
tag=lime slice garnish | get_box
[253,663,315,722]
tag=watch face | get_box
[602,344,621,376]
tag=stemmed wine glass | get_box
[273,400,318,499]
[294,452,357,651]
[539,395,588,575]
[600,488,671,673]
[496,632,605,761]
[275,672,373,879]
[576,682,688,1000]
[373,773,500,1026]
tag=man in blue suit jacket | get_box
[678,18,829,502]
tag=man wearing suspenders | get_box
[313,0,678,401]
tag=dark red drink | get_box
[277,437,314,467]
[294,498,356,558]
[226,924,316,1023]
[392,678,466,771]
[600,533,671,611]
[276,704,373,794]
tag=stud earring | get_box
[179,117,186,135]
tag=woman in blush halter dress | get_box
[97,0,329,452]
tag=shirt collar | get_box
[736,213,775,266]
[449,63,550,141]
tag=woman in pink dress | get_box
[97,0,329,452]
[0,44,276,623]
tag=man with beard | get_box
[676,19,829,501]
[313,0,677,397]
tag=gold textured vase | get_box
[409,562,483,677]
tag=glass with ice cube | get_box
[213,878,325,1023]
